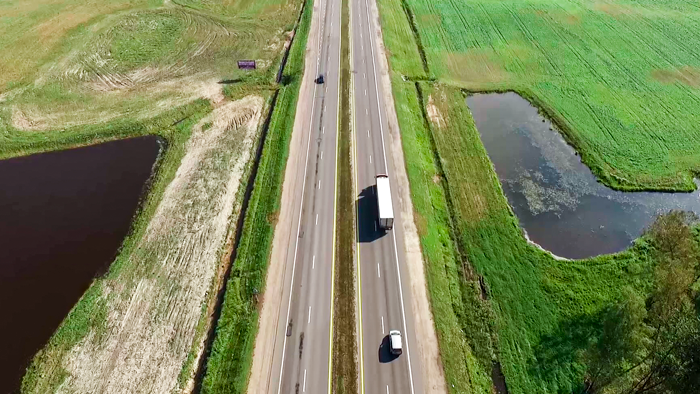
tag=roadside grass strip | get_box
[199,0,313,391]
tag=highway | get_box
[269,0,424,391]
[350,0,424,392]
[268,0,341,391]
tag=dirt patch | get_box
[27,96,264,394]
[534,9,581,25]
[11,75,224,131]
[419,13,441,25]
[426,95,445,128]
[652,66,700,87]
[11,108,40,130]
[446,51,507,84]
[34,11,94,40]
[11,105,121,132]
[369,0,448,392]
[594,2,635,18]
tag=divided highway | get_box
[350,0,424,392]
[269,0,424,391]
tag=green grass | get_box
[392,78,659,394]
[380,0,700,191]
[105,11,191,71]
[391,78,493,393]
[199,0,312,391]
[423,84,657,394]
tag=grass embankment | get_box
[380,0,700,191]
[391,77,658,394]
[374,0,679,392]
[424,84,660,393]
[19,100,211,393]
[23,94,268,393]
[331,0,358,391]
[199,0,313,391]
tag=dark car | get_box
[316,74,325,84]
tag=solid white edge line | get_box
[363,0,416,390]
[275,0,325,390]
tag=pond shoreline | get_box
[467,92,700,259]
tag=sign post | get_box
[237,60,256,70]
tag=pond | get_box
[467,93,700,259]
[0,136,161,393]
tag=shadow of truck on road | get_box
[357,185,387,243]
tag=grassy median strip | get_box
[198,0,313,392]
[331,0,358,391]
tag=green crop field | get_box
[381,0,700,191]
[375,0,700,393]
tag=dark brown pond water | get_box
[467,93,700,259]
[0,136,161,393]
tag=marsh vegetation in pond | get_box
[467,93,700,259]
[0,136,161,393]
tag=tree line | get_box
[582,211,700,393]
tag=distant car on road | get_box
[316,74,324,84]
[389,330,402,355]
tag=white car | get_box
[389,330,402,355]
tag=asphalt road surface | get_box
[350,0,424,392]
[268,0,341,391]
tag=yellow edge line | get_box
[327,0,343,390]
[348,0,366,391]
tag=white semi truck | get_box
[375,174,394,230]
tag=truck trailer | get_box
[375,174,394,230]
